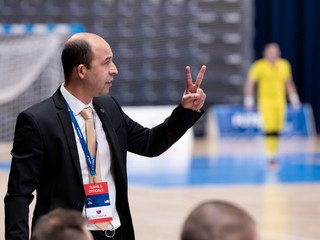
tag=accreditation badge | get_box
[84,182,113,223]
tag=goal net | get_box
[0,34,67,142]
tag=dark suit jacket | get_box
[4,88,204,240]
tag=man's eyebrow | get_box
[104,56,113,62]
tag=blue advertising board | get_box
[212,104,315,137]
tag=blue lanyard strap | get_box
[67,103,97,176]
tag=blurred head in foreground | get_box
[181,200,259,240]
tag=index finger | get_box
[194,65,207,89]
[185,65,192,88]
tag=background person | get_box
[244,43,301,166]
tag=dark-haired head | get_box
[61,38,93,82]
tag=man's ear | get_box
[77,64,86,79]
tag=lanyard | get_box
[67,103,97,177]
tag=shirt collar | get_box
[60,84,94,115]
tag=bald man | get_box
[4,32,207,240]
[181,200,259,240]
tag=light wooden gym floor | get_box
[0,136,320,240]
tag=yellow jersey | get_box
[248,58,291,103]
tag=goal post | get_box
[0,23,84,143]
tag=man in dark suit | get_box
[4,32,206,240]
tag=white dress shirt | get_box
[60,84,121,231]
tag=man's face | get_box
[264,44,280,62]
[84,37,118,97]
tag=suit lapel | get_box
[93,100,126,179]
[52,89,84,185]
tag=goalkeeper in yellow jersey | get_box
[244,43,301,166]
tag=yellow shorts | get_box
[258,99,286,132]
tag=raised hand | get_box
[181,65,207,111]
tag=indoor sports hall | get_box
[1,0,320,240]
[1,115,320,240]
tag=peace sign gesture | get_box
[181,65,207,111]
